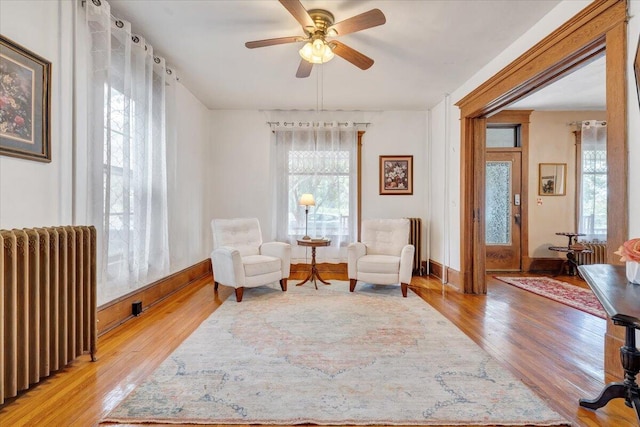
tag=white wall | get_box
[167,84,211,271]
[359,111,427,223]
[207,110,274,252]
[207,110,428,261]
[0,0,74,228]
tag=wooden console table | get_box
[577,264,640,422]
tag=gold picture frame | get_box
[0,35,51,162]
[379,155,413,195]
[538,163,566,196]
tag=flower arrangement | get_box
[614,238,640,262]
[616,238,640,284]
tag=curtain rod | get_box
[567,120,607,126]
[81,0,179,80]
[267,121,370,127]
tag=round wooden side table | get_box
[296,238,331,289]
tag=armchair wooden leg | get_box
[235,287,244,302]
[350,279,357,292]
[280,279,287,292]
[401,283,408,297]
[214,281,219,291]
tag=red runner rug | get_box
[495,276,606,319]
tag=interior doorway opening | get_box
[456,0,627,294]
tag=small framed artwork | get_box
[0,35,51,162]
[380,155,413,195]
[538,163,566,196]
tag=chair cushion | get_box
[357,254,400,274]
[361,219,409,256]
[212,218,262,256]
[242,255,282,277]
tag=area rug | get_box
[101,281,569,426]
[495,276,606,319]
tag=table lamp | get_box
[299,193,315,240]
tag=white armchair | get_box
[347,218,415,297]
[210,218,291,302]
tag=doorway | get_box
[484,110,531,272]
[456,0,627,294]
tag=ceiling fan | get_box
[245,0,386,78]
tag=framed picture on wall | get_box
[379,155,413,195]
[0,35,51,162]
[538,163,566,196]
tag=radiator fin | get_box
[575,242,607,265]
[0,226,97,405]
[406,218,424,276]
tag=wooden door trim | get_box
[357,131,364,241]
[456,0,627,294]
[472,118,487,293]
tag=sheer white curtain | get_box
[81,0,171,304]
[273,122,357,263]
[578,120,607,242]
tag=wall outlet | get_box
[132,301,143,316]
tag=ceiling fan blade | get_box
[296,59,313,78]
[327,9,386,36]
[279,0,315,30]
[245,36,303,49]
[330,41,374,70]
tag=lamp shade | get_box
[299,193,315,207]
[299,39,334,64]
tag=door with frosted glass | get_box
[485,152,521,270]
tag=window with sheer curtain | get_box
[81,0,172,305]
[576,120,607,242]
[273,125,358,263]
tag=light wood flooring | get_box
[0,272,636,426]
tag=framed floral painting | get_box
[379,155,413,195]
[0,35,51,162]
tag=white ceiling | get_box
[107,0,567,111]
[507,55,606,111]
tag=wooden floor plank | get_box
[0,273,636,426]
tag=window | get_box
[287,149,351,238]
[576,121,607,241]
[103,85,135,278]
[83,0,171,305]
[274,126,359,263]
[578,144,607,238]
[486,124,521,148]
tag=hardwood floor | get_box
[0,272,636,426]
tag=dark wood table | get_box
[296,238,331,289]
[577,264,640,423]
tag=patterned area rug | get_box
[101,282,569,426]
[495,276,606,319]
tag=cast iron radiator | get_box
[406,217,424,275]
[575,241,607,265]
[0,226,97,405]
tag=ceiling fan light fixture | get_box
[299,39,334,64]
